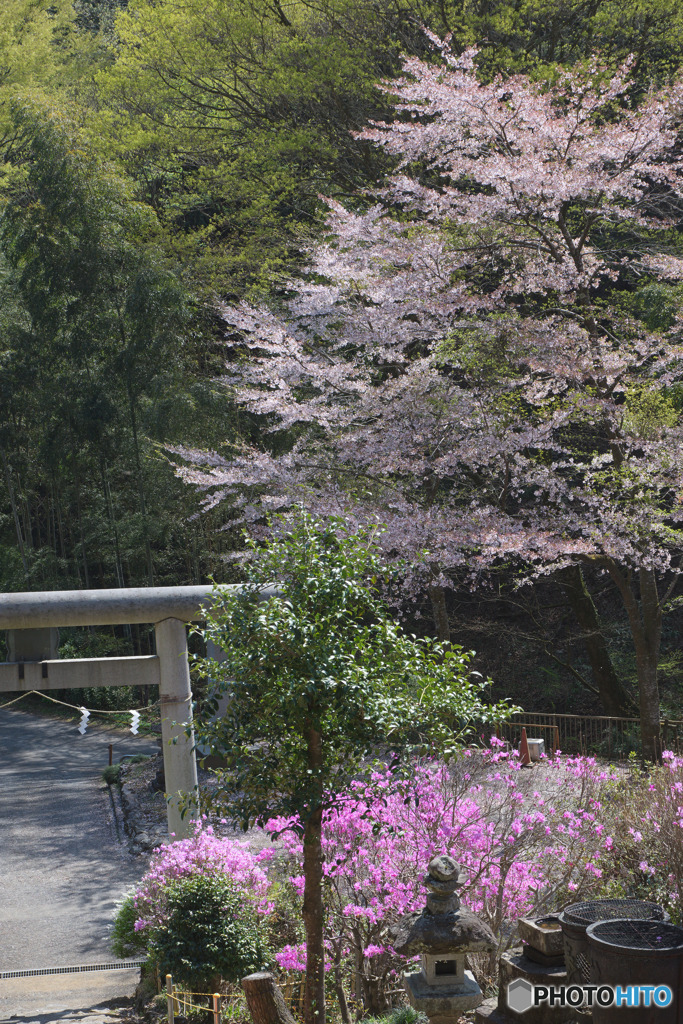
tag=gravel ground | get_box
[0,708,158,1021]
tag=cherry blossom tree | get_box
[173,40,683,760]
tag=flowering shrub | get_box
[266,742,619,1005]
[115,748,683,1009]
[595,752,683,922]
[112,822,276,991]
[648,752,683,914]
[130,822,273,936]
[111,889,147,960]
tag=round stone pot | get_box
[558,898,669,987]
[586,918,683,1024]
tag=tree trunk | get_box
[113,296,155,587]
[0,446,29,581]
[74,469,91,588]
[332,945,351,1024]
[428,583,451,645]
[604,562,663,762]
[242,973,297,1024]
[637,655,661,763]
[53,481,67,563]
[635,568,663,763]
[561,565,632,715]
[303,728,326,1024]
[126,377,155,586]
[100,460,126,588]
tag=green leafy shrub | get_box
[112,889,147,960]
[148,873,270,992]
[102,764,122,786]
[363,1009,428,1024]
[266,878,304,952]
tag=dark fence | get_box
[497,712,683,760]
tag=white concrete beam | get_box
[0,586,216,629]
[0,655,160,693]
[0,584,279,629]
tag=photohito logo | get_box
[506,979,673,1013]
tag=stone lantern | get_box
[392,855,497,1021]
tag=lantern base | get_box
[404,968,484,1017]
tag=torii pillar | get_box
[155,616,198,837]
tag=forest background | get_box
[3,0,683,723]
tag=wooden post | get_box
[213,992,221,1024]
[520,727,531,766]
[167,975,174,1024]
[108,743,113,766]
[554,726,560,755]
[242,972,298,1024]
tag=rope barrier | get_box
[0,691,36,710]
[0,688,161,734]
[0,688,160,715]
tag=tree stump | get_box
[241,972,297,1024]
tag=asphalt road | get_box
[0,708,157,977]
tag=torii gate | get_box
[0,585,266,840]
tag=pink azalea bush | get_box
[596,752,683,921]
[121,745,683,1008]
[132,821,273,934]
[265,742,619,1005]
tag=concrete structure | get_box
[518,915,564,966]
[0,585,278,839]
[475,915,571,1024]
[526,738,545,761]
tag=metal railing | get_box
[497,711,683,760]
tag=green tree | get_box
[94,0,420,293]
[193,514,515,1024]
[1,103,191,587]
[428,0,683,82]
[0,98,238,600]
[0,2,73,156]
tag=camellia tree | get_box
[174,42,683,759]
[192,514,516,1024]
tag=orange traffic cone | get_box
[520,727,531,766]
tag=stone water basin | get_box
[518,915,564,957]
